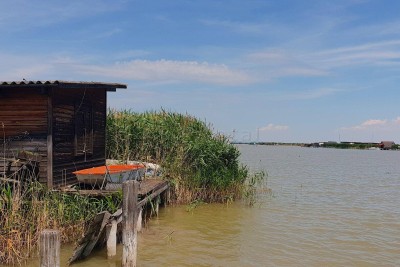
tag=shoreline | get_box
[232,142,399,150]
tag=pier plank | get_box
[59,179,168,198]
[68,211,111,264]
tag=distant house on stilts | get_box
[379,141,395,150]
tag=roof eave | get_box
[0,80,127,91]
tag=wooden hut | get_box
[0,80,126,188]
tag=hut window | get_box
[74,103,93,157]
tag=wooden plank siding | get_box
[1,81,126,188]
[51,89,107,186]
[0,88,48,136]
[0,88,48,183]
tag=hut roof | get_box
[0,80,127,91]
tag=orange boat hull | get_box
[73,164,145,185]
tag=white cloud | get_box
[259,124,289,131]
[340,117,400,142]
[0,53,253,86]
[245,39,400,81]
[361,119,388,127]
[316,40,400,56]
[311,40,400,68]
[0,53,54,80]
[76,59,253,86]
[341,118,398,131]
[393,117,400,125]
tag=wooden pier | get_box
[67,178,169,265]
[58,178,168,199]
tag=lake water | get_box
[10,145,400,266]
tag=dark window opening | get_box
[74,103,93,157]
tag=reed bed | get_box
[106,109,249,204]
[0,109,263,265]
[0,180,121,265]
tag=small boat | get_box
[73,164,145,185]
[368,147,381,151]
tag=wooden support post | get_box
[164,188,170,207]
[137,208,143,233]
[39,229,60,267]
[106,219,117,259]
[155,196,160,217]
[122,180,138,267]
[162,191,167,208]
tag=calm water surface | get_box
[15,145,400,266]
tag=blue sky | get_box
[1,0,400,143]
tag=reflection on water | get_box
[5,145,400,266]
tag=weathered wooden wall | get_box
[0,87,108,186]
[0,81,125,188]
[0,88,48,182]
[52,88,107,186]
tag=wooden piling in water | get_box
[69,179,169,264]
[162,189,169,208]
[122,180,138,267]
[155,196,160,217]
[137,208,143,233]
[106,219,118,259]
[39,230,60,267]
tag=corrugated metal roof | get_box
[0,80,127,90]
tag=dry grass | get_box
[0,180,121,265]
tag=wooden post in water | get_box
[39,229,60,267]
[106,219,118,259]
[163,187,170,208]
[137,208,143,233]
[122,180,138,267]
[155,196,160,217]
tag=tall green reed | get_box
[106,109,249,204]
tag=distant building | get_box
[379,141,395,150]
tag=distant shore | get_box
[232,141,399,150]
